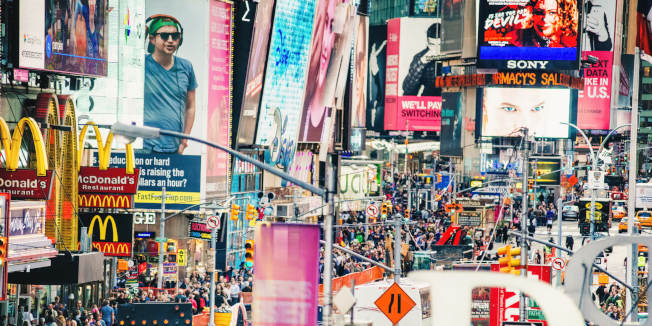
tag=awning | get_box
[9,252,105,285]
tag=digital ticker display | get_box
[255,0,317,151]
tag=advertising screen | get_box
[367,24,387,132]
[237,0,276,146]
[298,0,338,142]
[255,0,317,159]
[638,0,652,55]
[385,17,442,131]
[440,92,463,156]
[19,0,109,76]
[477,0,580,70]
[351,15,369,129]
[529,157,561,185]
[441,0,463,53]
[479,87,574,138]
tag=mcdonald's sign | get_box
[78,122,135,174]
[0,117,52,200]
[78,194,133,209]
[78,167,140,194]
[79,213,133,257]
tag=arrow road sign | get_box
[366,204,379,217]
[374,282,416,324]
[551,257,566,271]
[207,215,220,230]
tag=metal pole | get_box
[627,47,642,323]
[208,227,217,326]
[157,186,166,291]
[323,154,336,325]
[394,214,402,283]
[556,198,563,287]
[520,129,529,321]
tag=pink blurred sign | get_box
[577,51,613,130]
[206,1,232,194]
[252,224,320,326]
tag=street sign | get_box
[366,204,379,217]
[178,249,187,266]
[551,257,566,271]
[333,286,356,314]
[588,171,605,190]
[374,282,416,324]
[207,215,220,230]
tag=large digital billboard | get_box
[298,0,338,142]
[367,24,387,133]
[440,92,463,156]
[477,0,580,70]
[237,0,276,146]
[255,0,317,166]
[385,17,442,131]
[351,15,369,129]
[19,0,109,76]
[478,87,575,138]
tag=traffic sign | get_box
[177,249,187,266]
[207,215,220,230]
[366,204,379,218]
[374,282,415,324]
[551,257,566,271]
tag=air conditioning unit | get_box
[275,204,292,218]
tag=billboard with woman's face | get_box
[298,0,338,142]
[351,15,369,129]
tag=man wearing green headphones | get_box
[144,16,197,154]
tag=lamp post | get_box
[560,122,631,240]
[110,123,335,324]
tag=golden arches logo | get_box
[88,215,118,242]
[0,117,49,176]
[78,194,131,208]
[92,242,130,255]
[78,121,135,174]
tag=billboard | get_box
[19,0,109,76]
[477,0,580,70]
[351,15,369,129]
[478,87,575,138]
[367,24,387,133]
[385,17,442,131]
[440,92,463,156]
[206,0,233,198]
[237,0,276,146]
[255,0,317,161]
[79,213,133,257]
[413,0,439,16]
[529,158,561,185]
[252,224,319,325]
[489,264,552,326]
[638,0,652,55]
[577,0,617,130]
[440,0,463,53]
[9,202,46,238]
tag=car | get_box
[637,211,652,227]
[561,205,579,220]
[612,206,626,220]
[619,217,642,233]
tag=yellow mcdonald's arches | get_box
[78,194,131,208]
[0,117,48,176]
[40,93,62,245]
[88,214,118,242]
[78,121,135,174]
[59,95,78,249]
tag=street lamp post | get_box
[560,122,631,240]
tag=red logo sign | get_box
[92,241,132,257]
[78,167,140,194]
[0,169,54,200]
[490,264,551,326]
[374,282,416,324]
[78,194,133,209]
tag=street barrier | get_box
[409,271,584,326]
[319,266,384,295]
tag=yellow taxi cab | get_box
[619,217,641,233]
[637,211,652,227]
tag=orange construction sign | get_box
[374,282,416,325]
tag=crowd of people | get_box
[595,283,626,321]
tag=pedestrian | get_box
[99,300,113,326]
[546,211,554,233]
[566,235,574,251]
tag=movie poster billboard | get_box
[255,0,317,167]
[638,0,652,55]
[351,15,369,129]
[577,0,617,130]
[367,24,387,133]
[477,0,580,70]
[237,0,276,146]
[441,0,463,53]
[479,87,574,138]
[440,92,463,156]
[19,0,109,76]
[298,0,338,142]
[206,0,233,198]
[385,17,442,131]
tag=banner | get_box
[385,17,442,131]
[78,167,140,194]
[256,0,317,165]
[79,213,133,257]
[440,92,463,156]
[0,170,54,200]
[237,0,276,146]
[252,224,319,326]
[367,24,387,133]
[101,153,201,210]
[206,0,232,198]
[189,221,212,240]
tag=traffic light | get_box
[245,204,256,220]
[497,245,522,275]
[0,237,7,265]
[405,209,410,219]
[528,179,534,192]
[244,240,254,268]
[230,204,241,221]
[381,203,388,217]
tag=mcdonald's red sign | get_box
[78,167,140,194]
[78,194,133,209]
